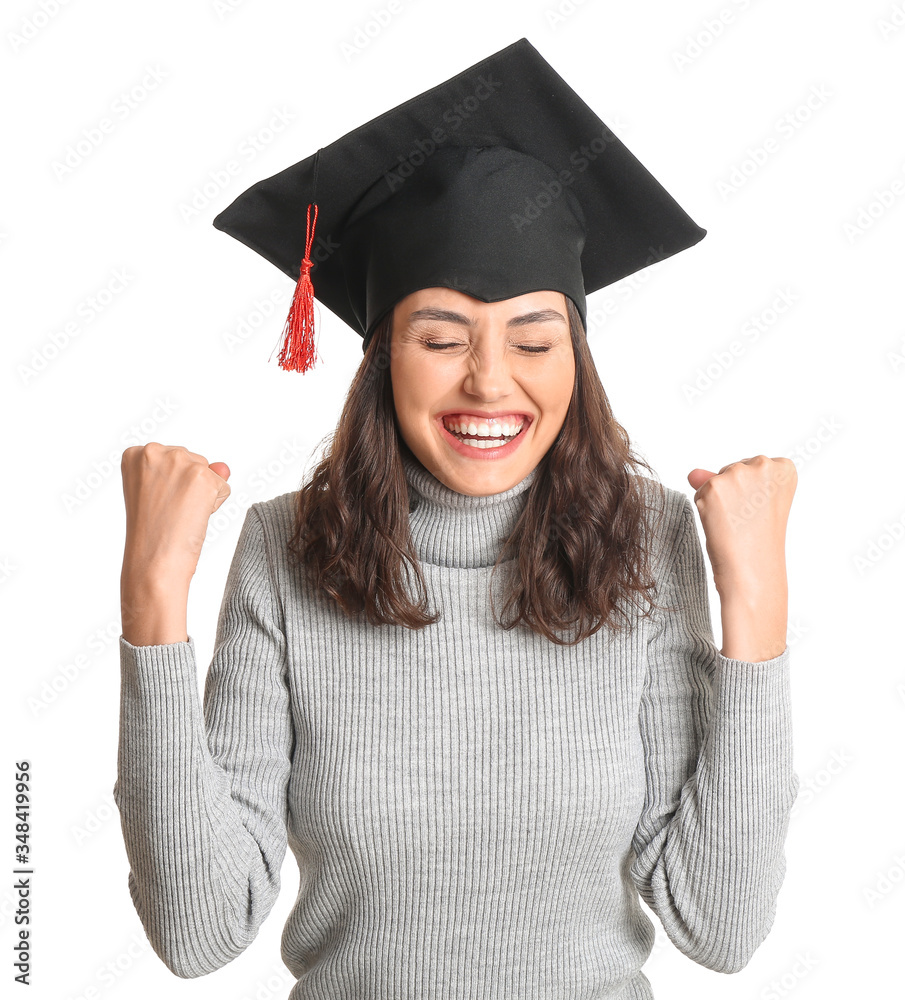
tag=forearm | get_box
[115,637,286,977]
[661,649,796,970]
[716,561,788,663]
[633,633,797,972]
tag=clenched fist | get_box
[121,442,231,589]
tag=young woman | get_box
[114,38,798,1000]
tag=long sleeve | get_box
[112,505,295,979]
[629,496,799,974]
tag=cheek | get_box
[538,369,575,428]
[392,365,439,426]
[554,357,576,407]
[401,365,446,406]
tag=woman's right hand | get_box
[121,442,232,589]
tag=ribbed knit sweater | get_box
[114,451,798,999]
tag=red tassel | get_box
[276,203,319,373]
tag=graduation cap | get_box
[212,37,706,373]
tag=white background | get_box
[4,0,904,997]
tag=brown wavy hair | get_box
[287,296,677,646]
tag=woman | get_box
[114,38,798,999]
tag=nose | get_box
[461,338,516,402]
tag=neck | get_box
[401,451,539,569]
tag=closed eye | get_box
[424,341,551,354]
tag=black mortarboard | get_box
[212,37,706,373]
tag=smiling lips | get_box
[441,414,527,449]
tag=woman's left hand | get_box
[686,455,798,594]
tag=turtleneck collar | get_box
[401,450,540,569]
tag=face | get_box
[389,287,575,496]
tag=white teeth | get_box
[454,436,509,449]
[442,416,525,437]
[441,415,527,450]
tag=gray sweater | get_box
[114,451,798,999]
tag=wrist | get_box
[717,583,788,663]
[121,573,191,646]
[713,560,787,600]
[121,556,194,594]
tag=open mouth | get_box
[440,415,530,450]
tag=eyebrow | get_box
[406,307,567,328]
